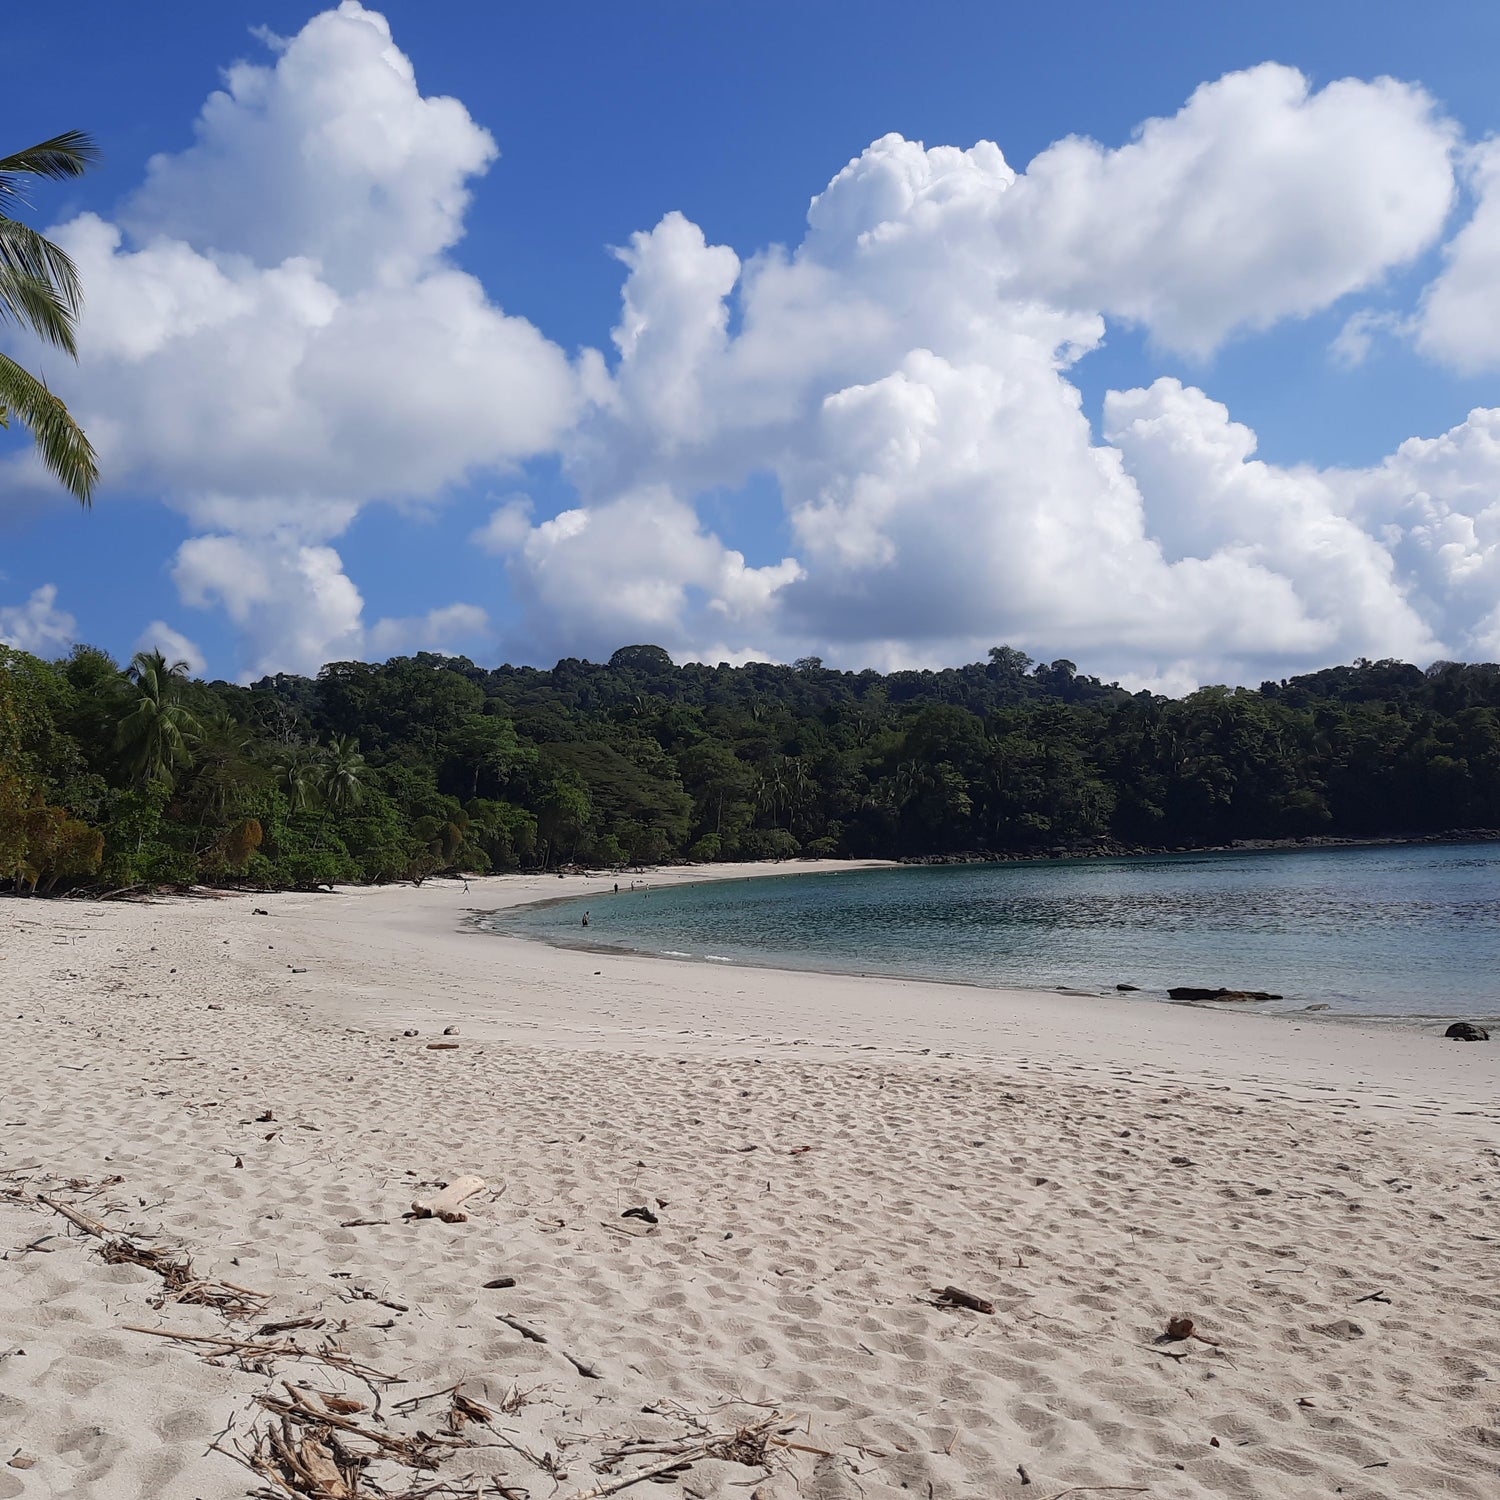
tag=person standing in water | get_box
[582,911,591,927]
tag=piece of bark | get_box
[937,1284,995,1315]
[411,1175,485,1222]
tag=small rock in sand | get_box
[443,1025,458,1035]
[1444,1021,1490,1041]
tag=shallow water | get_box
[483,843,1500,1019]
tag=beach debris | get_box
[411,1174,484,1222]
[252,907,268,915]
[1353,1289,1391,1304]
[1445,1021,1490,1041]
[495,1313,602,1379]
[1168,986,1282,1002]
[1017,1462,1032,1485]
[401,1028,418,1037]
[621,1205,659,1225]
[442,1024,459,1035]
[125,1324,398,1383]
[483,1275,518,1289]
[8,1186,269,1319]
[935,1284,995,1315]
[566,1413,785,1500]
[6,1454,37,1470]
[424,1041,460,1050]
[1165,1315,1195,1340]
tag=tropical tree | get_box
[313,733,367,848]
[117,650,200,789]
[321,734,367,818]
[0,131,100,503]
[275,746,323,816]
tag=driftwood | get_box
[936,1284,995,1315]
[410,1175,485,1223]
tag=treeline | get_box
[3,640,1500,894]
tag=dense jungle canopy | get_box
[3,642,1498,893]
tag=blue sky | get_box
[4,1,1500,689]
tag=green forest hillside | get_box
[3,641,1499,893]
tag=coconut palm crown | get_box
[0,131,100,504]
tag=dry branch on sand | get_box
[4,1182,268,1319]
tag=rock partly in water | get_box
[1168,986,1283,1002]
[1116,983,1140,992]
[1444,1021,1490,1041]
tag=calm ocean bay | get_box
[484,843,1500,1020]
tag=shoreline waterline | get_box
[477,845,1500,1027]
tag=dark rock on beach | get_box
[1444,1022,1490,1041]
[1168,986,1283,1002]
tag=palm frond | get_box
[0,217,84,320]
[0,132,101,212]
[0,352,96,503]
[0,266,76,353]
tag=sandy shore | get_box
[2,863,1498,1500]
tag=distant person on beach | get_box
[582,911,590,927]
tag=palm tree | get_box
[275,747,323,816]
[0,131,100,503]
[185,711,266,823]
[313,735,367,848]
[117,650,201,789]
[320,735,367,816]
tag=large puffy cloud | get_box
[1414,141,1500,372]
[124,4,495,292]
[480,487,801,664]
[513,64,1477,684]
[170,532,487,679]
[54,5,579,518]
[6,3,577,674]
[1002,67,1455,356]
[1338,407,1500,656]
[0,586,78,656]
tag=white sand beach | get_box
[2,863,1498,1500]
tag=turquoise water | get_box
[483,843,1500,1019]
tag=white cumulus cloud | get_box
[366,602,491,658]
[1414,141,1500,372]
[0,585,78,657]
[503,63,1475,683]
[133,621,207,676]
[7,3,579,677]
